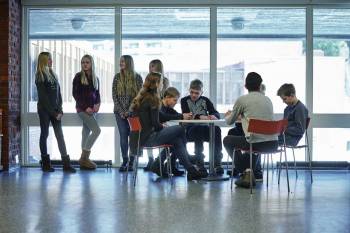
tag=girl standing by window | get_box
[73,55,101,170]
[112,55,143,172]
[35,52,75,173]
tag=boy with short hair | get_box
[277,83,309,146]
[181,79,224,176]
[151,87,193,177]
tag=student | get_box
[73,54,101,170]
[223,72,278,188]
[181,79,224,176]
[151,87,193,177]
[35,52,75,173]
[112,55,143,172]
[130,72,202,181]
[277,83,309,146]
[144,59,170,171]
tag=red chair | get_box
[283,117,313,183]
[127,116,173,186]
[231,119,289,194]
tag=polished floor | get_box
[0,168,349,233]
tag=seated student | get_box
[226,83,266,178]
[150,87,193,177]
[181,79,224,176]
[129,72,202,181]
[223,72,278,188]
[277,83,309,146]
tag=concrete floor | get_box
[0,168,349,233]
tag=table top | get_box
[170,119,225,124]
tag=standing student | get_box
[144,59,170,171]
[181,79,224,176]
[130,72,202,181]
[35,52,75,173]
[112,55,143,172]
[73,55,101,170]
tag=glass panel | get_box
[217,8,306,113]
[28,8,115,113]
[313,9,350,113]
[313,128,350,162]
[29,127,115,163]
[122,8,210,111]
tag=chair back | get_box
[248,118,288,135]
[127,116,142,132]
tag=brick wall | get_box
[0,0,21,171]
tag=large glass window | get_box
[217,8,306,113]
[28,8,115,113]
[121,8,210,112]
[313,9,350,113]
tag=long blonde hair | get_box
[80,54,99,90]
[116,55,138,97]
[131,72,162,112]
[35,52,57,83]
[149,59,169,97]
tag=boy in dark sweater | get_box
[277,83,309,146]
[181,79,224,176]
[151,87,193,177]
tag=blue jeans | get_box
[115,114,130,159]
[144,125,192,170]
[38,109,67,157]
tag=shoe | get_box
[143,158,154,171]
[119,160,128,172]
[79,150,97,170]
[164,162,184,177]
[187,166,202,181]
[127,156,135,172]
[235,169,256,188]
[150,159,162,177]
[40,154,55,172]
[197,166,208,178]
[215,166,224,175]
[254,171,263,182]
[61,155,76,173]
[227,168,240,177]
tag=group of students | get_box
[35,52,308,187]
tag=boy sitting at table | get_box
[180,79,224,176]
[150,87,193,177]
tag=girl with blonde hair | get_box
[35,51,75,173]
[112,55,143,172]
[130,72,202,181]
[73,54,101,170]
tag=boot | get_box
[128,156,135,172]
[119,157,128,172]
[79,150,96,170]
[61,155,76,173]
[143,157,154,171]
[41,154,55,172]
[187,166,202,181]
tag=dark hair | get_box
[245,72,262,92]
[163,87,180,98]
[190,79,203,90]
[277,83,296,97]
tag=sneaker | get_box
[234,169,256,188]
[150,160,163,177]
[119,161,128,172]
[197,166,208,178]
[215,166,224,175]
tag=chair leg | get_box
[271,154,274,171]
[250,144,253,195]
[133,155,139,187]
[306,145,313,183]
[292,148,298,179]
[166,148,173,182]
[231,149,235,190]
[283,149,290,193]
[266,153,269,188]
[278,151,282,185]
[159,148,163,178]
[262,153,266,171]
